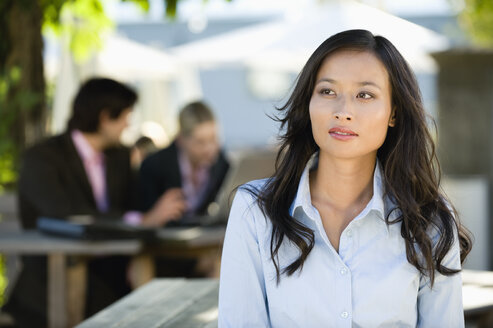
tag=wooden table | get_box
[76,278,219,328]
[0,226,226,328]
[0,230,142,328]
[147,227,226,278]
[76,270,493,328]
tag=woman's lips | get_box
[329,127,358,141]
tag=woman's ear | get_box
[389,109,396,127]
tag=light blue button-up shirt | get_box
[218,154,463,327]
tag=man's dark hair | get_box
[68,77,138,132]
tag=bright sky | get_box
[104,0,463,23]
[360,0,462,15]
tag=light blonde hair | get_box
[179,101,215,136]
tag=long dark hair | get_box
[247,29,472,285]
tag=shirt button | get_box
[346,230,353,238]
[340,267,348,275]
[340,311,349,319]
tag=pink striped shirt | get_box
[71,130,109,212]
[178,147,211,215]
[72,130,143,224]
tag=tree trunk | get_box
[1,0,46,153]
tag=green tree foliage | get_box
[0,256,6,306]
[0,0,45,193]
[41,0,160,61]
[459,0,493,47]
[42,0,113,62]
[0,67,41,192]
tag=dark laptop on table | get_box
[37,215,157,240]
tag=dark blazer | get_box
[4,132,135,328]
[138,141,229,215]
[18,132,136,229]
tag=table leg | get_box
[67,257,87,327]
[128,254,155,289]
[47,253,66,328]
[211,253,221,278]
[195,251,221,278]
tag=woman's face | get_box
[309,49,394,161]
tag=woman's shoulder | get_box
[239,177,271,193]
[232,178,269,209]
[229,178,271,227]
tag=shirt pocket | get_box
[352,257,420,326]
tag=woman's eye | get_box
[320,88,335,95]
[357,92,373,99]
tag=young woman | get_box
[218,29,472,327]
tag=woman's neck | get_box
[310,152,376,213]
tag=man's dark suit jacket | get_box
[139,141,230,216]
[4,132,135,328]
[19,132,136,229]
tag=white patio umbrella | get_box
[171,0,449,73]
[49,34,199,138]
[80,34,178,81]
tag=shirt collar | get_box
[177,143,211,175]
[178,146,193,178]
[290,152,386,220]
[71,129,104,164]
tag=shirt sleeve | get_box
[417,229,464,328]
[218,189,270,328]
[122,211,143,225]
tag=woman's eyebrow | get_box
[315,78,336,84]
[315,78,382,91]
[358,81,381,90]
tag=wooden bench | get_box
[77,270,493,328]
[76,278,219,328]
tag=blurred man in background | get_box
[3,77,172,327]
[138,101,229,276]
[139,101,229,222]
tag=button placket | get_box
[309,207,339,255]
[339,228,354,260]
[333,254,351,326]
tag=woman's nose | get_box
[333,112,353,121]
[333,99,354,121]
